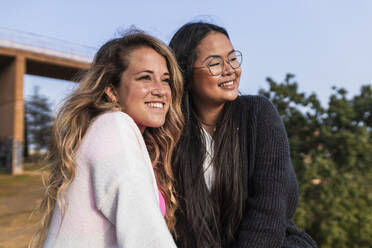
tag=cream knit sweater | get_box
[43,111,176,248]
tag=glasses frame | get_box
[193,50,243,76]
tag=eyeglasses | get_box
[194,50,243,76]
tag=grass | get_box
[0,163,47,248]
[24,162,47,171]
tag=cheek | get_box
[119,85,149,110]
[199,77,217,95]
[235,68,242,81]
[128,85,150,99]
[193,71,216,91]
[165,86,172,96]
[164,86,172,106]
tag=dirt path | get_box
[0,171,46,248]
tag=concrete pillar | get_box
[0,55,25,174]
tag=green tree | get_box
[259,74,372,247]
[25,86,54,156]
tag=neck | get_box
[136,123,145,134]
[194,100,225,135]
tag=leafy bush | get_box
[259,74,372,247]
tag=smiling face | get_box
[108,46,171,132]
[192,32,241,107]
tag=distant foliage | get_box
[259,74,372,248]
[25,86,54,156]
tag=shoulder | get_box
[237,95,276,114]
[92,111,137,129]
[79,111,152,180]
[236,95,285,134]
[238,94,271,105]
[88,111,141,139]
[80,111,144,157]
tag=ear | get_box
[104,85,119,103]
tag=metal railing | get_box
[0,26,96,63]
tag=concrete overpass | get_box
[0,28,93,174]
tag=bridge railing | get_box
[0,26,96,63]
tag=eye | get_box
[163,78,171,84]
[209,62,222,67]
[208,60,223,67]
[138,75,151,80]
[208,57,223,67]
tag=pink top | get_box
[158,190,166,216]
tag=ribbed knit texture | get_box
[230,95,317,248]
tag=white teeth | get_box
[219,81,234,87]
[146,102,164,108]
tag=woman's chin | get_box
[222,90,239,102]
[143,120,166,129]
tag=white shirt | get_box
[201,127,215,191]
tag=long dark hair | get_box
[170,22,244,247]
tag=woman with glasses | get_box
[169,22,317,248]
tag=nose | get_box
[151,80,167,97]
[222,59,234,75]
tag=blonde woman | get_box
[31,30,183,248]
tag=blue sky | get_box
[1,0,371,112]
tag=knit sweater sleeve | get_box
[86,112,176,248]
[231,96,297,247]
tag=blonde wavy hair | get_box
[31,30,184,247]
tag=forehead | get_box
[126,46,168,71]
[196,32,234,59]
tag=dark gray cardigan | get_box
[231,95,317,248]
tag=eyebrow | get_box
[134,70,154,75]
[134,70,170,76]
[202,49,235,62]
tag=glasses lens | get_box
[228,51,242,69]
[208,57,223,76]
